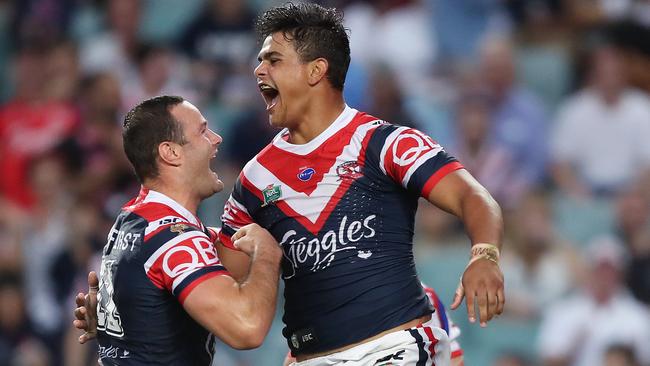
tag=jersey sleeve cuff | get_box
[421,161,464,198]
[176,266,229,304]
[217,228,241,251]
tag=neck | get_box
[145,178,200,215]
[288,93,345,145]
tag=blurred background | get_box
[0,0,650,365]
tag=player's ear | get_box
[158,141,182,167]
[307,58,328,86]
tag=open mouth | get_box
[258,83,279,111]
[209,150,219,177]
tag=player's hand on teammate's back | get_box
[232,223,282,260]
[451,258,505,327]
[73,271,99,343]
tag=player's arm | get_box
[215,240,252,282]
[426,169,505,327]
[183,224,281,349]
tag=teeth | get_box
[259,84,276,92]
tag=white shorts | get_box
[292,318,450,366]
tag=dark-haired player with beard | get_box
[74,96,282,365]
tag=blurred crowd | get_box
[1,0,650,365]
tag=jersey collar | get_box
[271,104,357,156]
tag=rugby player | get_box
[74,96,282,365]
[76,4,504,365]
[212,3,504,365]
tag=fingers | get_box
[78,332,93,344]
[75,292,86,307]
[74,305,86,321]
[476,286,488,327]
[88,271,99,294]
[487,287,499,322]
[450,282,464,310]
[73,319,87,330]
[231,225,251,245]
[496,287,505,315]
[465,287,476,324]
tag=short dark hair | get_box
[255,2,350,91]
[122,95,186,182]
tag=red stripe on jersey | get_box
[237,114,381,236]
[218,230,235,250]
[382,128,440,184]
[240,172,359,236]
[178,269,229,304]
[421,162,464,198]
[256,112,377,196]
[422,326,439,360]
[451,349,464,359]
[145,233,223,292]
[123,186,150,208]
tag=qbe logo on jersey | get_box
[161,236,219,278]
[392,130,440,167]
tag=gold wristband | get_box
[470,243,500,264]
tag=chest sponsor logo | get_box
[262,184,282,206]
[297,167,315,181]
[336,161,363,181]
[279,214,376,279]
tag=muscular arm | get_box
[427,169,503,247]
[215,241,252,283]
[427,169,505,326]
[183,224,281,349]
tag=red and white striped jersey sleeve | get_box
[144,227,228,304]
[379,127,463,198]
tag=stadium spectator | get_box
[550,43,650,198]
[537,236,650,366]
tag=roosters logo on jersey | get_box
[336,161,363,181]
[279,214,376,279]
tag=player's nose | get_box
[254,62,267,78]
[208,129,222,146]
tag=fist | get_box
[232,224,280,259]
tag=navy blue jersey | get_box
[219,106,463,355]
[97,188,228,365]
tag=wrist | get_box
[468,243,500,266]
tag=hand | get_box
[73,271,99,343]
[450,258,505,327]
[231,224,281,260]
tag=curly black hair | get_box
[255,2,350,91]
